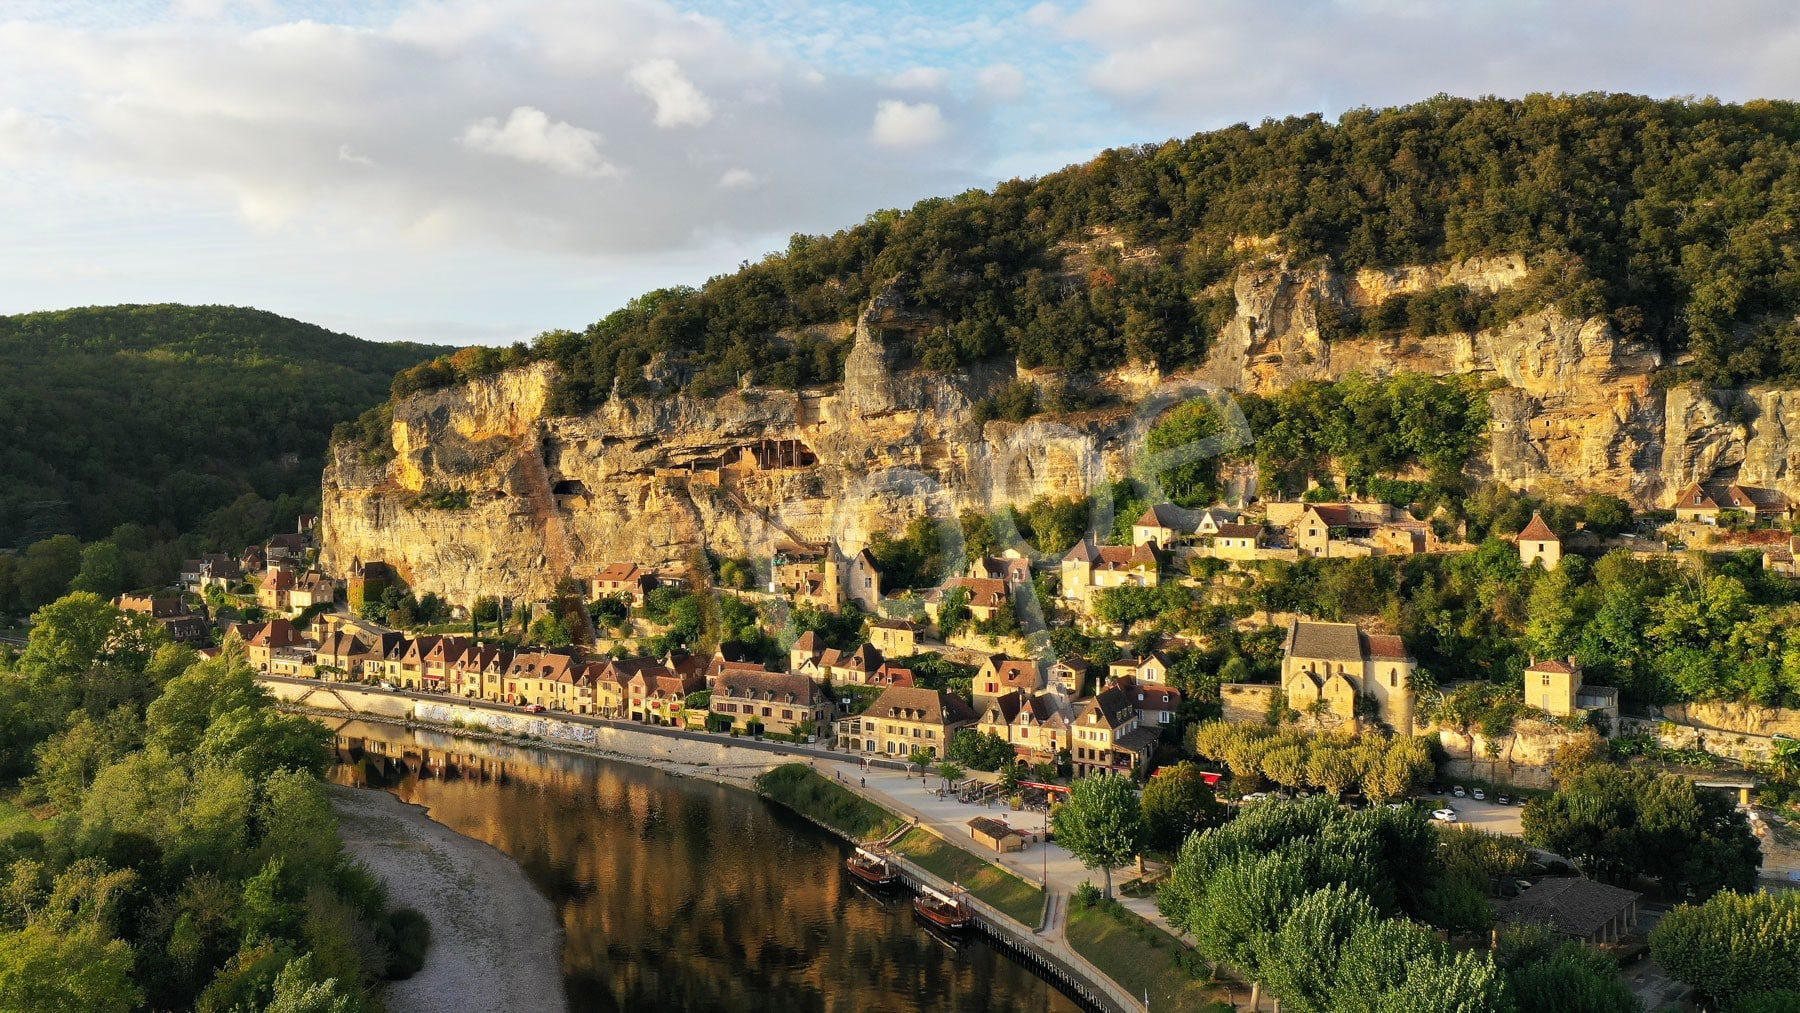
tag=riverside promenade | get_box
[263,674,1195,1011]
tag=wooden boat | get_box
[912,885,973,932]
[846,847,899,887]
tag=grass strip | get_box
[891,826,1046,926]
[755,763,903,841]
[1065,895,1226,1012]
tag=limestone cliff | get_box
[323,302,1129,603]
[322,254,1800,604]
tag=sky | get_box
[4,1,1800,345]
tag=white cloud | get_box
[977,63,1026,101]
[718,167,759,189]
[872,99,948,148]
[1054,0,1800,123]
[460,106,616,177]
[0,1,987,255]
[0,108,55,160]
[888,66,948,91]
[170,0,277,20]
[627,58,714,128]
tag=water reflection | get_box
[327,719,1081,1013]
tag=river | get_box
[327,718,1083,1013]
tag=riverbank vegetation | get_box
[753,764,901,841]
[0,592,428,1011]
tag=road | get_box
[257,673,912,769]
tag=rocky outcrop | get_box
[322,255,1800,604]
[323,304,1128,603]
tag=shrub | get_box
[380,907,432,981]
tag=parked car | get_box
[377,682,396,691]
[523,704,545,713]
[1452,785,1467,798]
[1472,788,1487,801]
[1431,808,1459,823]
[1240,792,1270,803]
[1496,794,1511,806]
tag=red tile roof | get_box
[1518,512,1558,542]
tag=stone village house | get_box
[710,670,832,738]
[1280,619,1416,731]
[840,686,977,761]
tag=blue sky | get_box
[3,1,1799,345]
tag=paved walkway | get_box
[808,756,1179,935]
[271,676,1176,1010]
[268,674,1182,930]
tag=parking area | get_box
[1425,788,1526,836]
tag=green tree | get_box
[1143,396,1231,506]
[263,954,357,1013]
[11,537,82,613]
[1261,743,1311,790]
[1304,740,1361,798]
[1333,918,1451,1012]
[1650,890,1800,1007]
[0,923,140,1013]
[947,729,1015,771]
[935,586,972,640]
[1051,774,1144,898]
[1524,765,1760,897]
[1139,761,1224,852]
[1500,933,1638,1013]
[196,707,333,780]
[527,612,571,648]
[21,593,164,681]
[27,709,141,813]
[1257,883,1380,1013]
[68,543,127,599]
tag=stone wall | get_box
[1433,720,1581,789]
[1220,683,1279,725]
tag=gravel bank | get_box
[329,785,568,1013]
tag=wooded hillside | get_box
[0,304,448,548]
[400,94,1800,413]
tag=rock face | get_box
[323,306,1130,603]
[322,256,1800,604]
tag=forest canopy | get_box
[0,304,447,549]
[452,93,1800,414]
